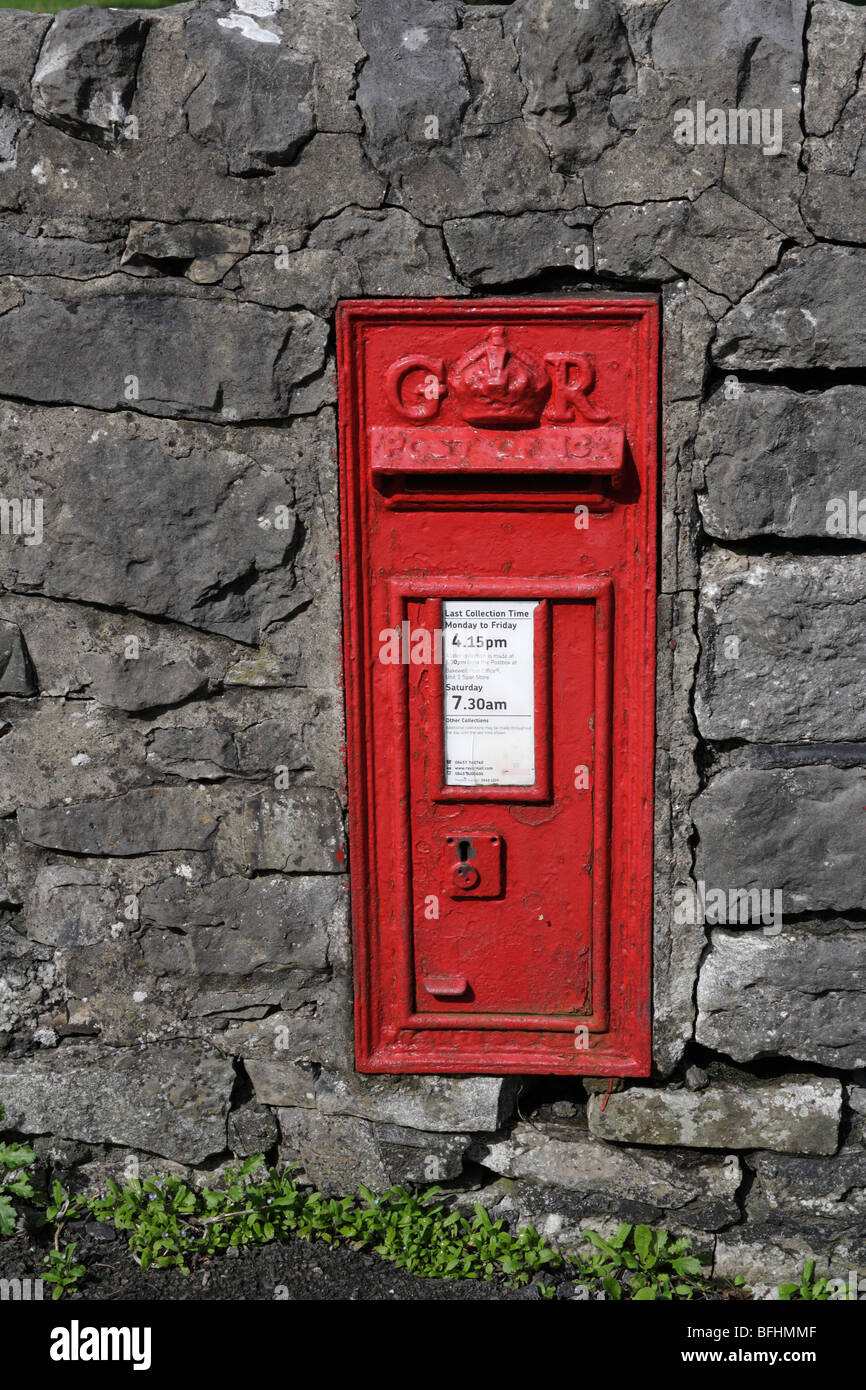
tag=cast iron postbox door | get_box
[337,298,658,1075]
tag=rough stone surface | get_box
[145,727,238,780]
[697,929,866,1069]
[141,871,342,977]
[242,789,345,873]
[372,1123,470,1186]
[278,1109,389,1194]
[596,190,783,300]
[713,1223,866,1286]
[307,208,457,297]
[477,1121,741,1231]
[0,620,36,696]
[587,1076,841,1155]
[355,0,470,186]
[239,249,361,318]
[83,653,208,712]
[713,247,866,372]
[444,211,592,286]
[803,0,866,241]
[746,1145,866,1225]
[122,220,251,284]
[183,10,315,175]
[696,386,866,540]
[0,1045,233,1164]
[697,554,866,742]
[227,1100,279,1159]
[0,412,303,643]
[0,228,115,279]
[507,0,634,172]
[0,282,326,423]
[276,1108,471,1193]
[19,788,219,857]
[0,12,51,113]
[31,8,149,142]
[255,1070,521,1134]
[693,768,866,914]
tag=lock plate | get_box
[442,833,503,899]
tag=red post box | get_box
[337,298,658,1076]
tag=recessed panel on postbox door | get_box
[338,299,658,1076]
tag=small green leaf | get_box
[633,1225,652,1262]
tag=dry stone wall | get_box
[0,0,865,1286]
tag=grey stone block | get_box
[277,1109,470,1193]
[0,11,52,113]
[713,247,866,371]
[140,873,341,975]
[694,767,866,914]
[661,280,725,404]
[0,620,36,696]
[227,1100,279,1159]
[587,1075,841,1155]
[507,0,634,171]
[697,553,866,742]
[355,0,566,222]
[314,1071,520,1134]
[0,700,148,816]
[373,1123,470,1185]
[32,8,149,141]
[596,190,782,299]
[0,1043,233,1164]
[146,727,238,780]
[0,228,115,279]
[355,0,469,173]
[242,788,345,873]
[278,1108,389,1195]
[651,0,807,111]
[84,653,208,713]
[19,787,219,856]
[307,207,457,297]
[595,201,690,282]
[26,863,122,948]
[747,1145,866,1224]
[0,428,299,643]
[801,1,866,241]
[183,10,315,175]
[696,929,866,1068]
[0,282,326,422]
[238,249,362,317]
[697,385,866,539]
[122,220,251,284]
[444,211,592,285]
[804,0,866,137]
[714,1223,866,1286]
[478,1121,741,1227]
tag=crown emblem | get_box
[448,326,551,428]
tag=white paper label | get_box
[443,600,538,786]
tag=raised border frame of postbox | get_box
[391,576,612,1037]
[337,297,659,1076]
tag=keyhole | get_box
[457,838,475,862]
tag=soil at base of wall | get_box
[0,1224,568,1301]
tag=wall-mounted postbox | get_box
[337,298,658,1076]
